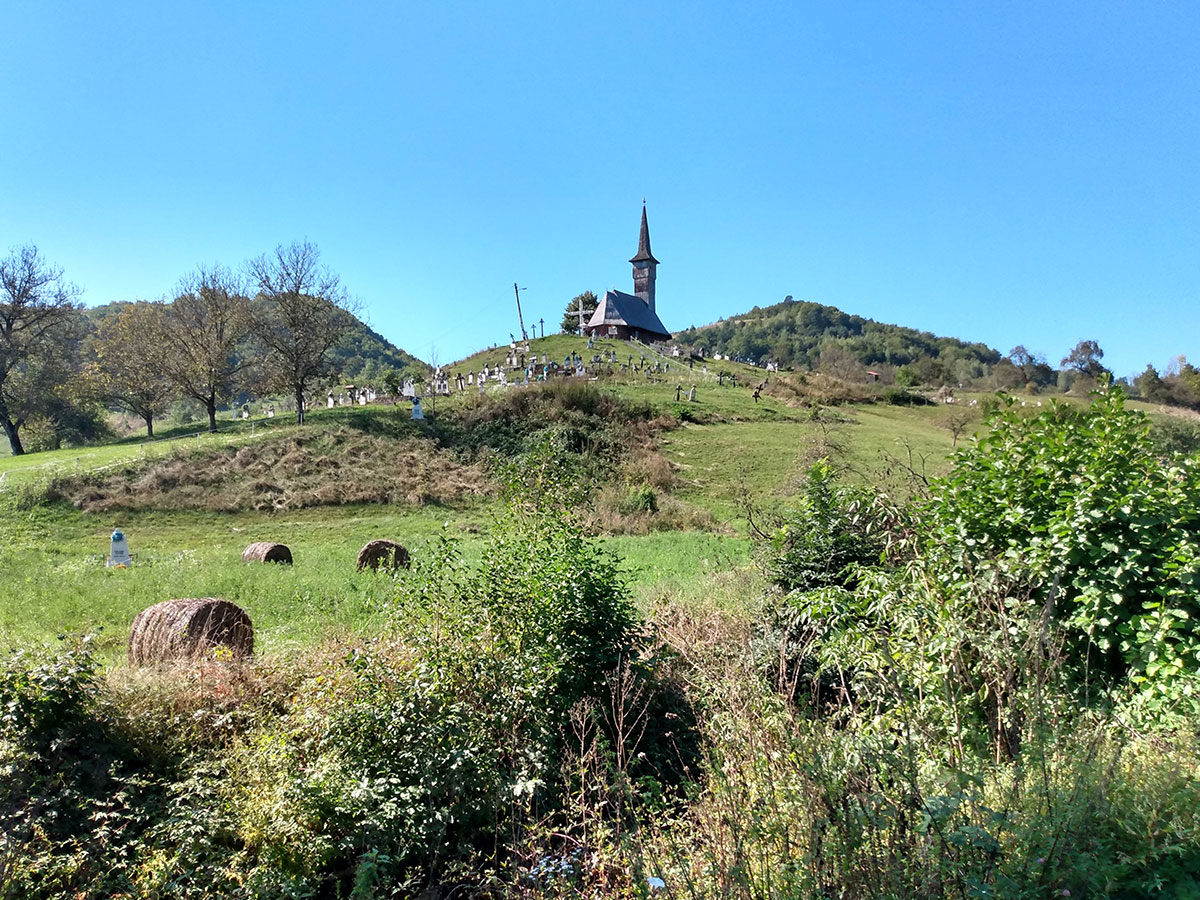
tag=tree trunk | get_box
[144,413,155,438]
[206,398,218,433]
[1,415,24,456]
[295,387,305,425]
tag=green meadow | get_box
[0,334,958,660]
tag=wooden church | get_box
[584,204,672,343]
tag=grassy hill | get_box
[0,332,973,654]
[5,331,1200,897]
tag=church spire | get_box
[630,201,659,265]
[630,202,659,312]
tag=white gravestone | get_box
[107,529,132,567]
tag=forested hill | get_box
[673,298,1001,374]
[325,308,426,379]
[87,302,425,379]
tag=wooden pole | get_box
[513,283,528,342]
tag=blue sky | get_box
[2,1,1196,378]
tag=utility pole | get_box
[513,283,528,342]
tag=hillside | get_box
[673,296,1002,377]
[85,300,426,381]
[5,333,1200,897]
[326,307,426,378]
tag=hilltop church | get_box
[584,204,672,343]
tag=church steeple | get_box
[630,202,659,312]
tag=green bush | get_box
[759,459,886,594]
[783,389,1200,768]
[922,389,1200,698]
[883,387,930,405]
[627,483,659,513]
[220,487,647,890]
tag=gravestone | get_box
[107,529,133,568]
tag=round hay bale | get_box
[356,539,411,573]
[242,541,293,565]
[128,598,254,666]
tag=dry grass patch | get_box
[47,431,491,512]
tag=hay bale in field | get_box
[242,541,293,564]
[356,539,411,573]
[128,598,254,666]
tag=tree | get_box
[561,291,597,334]
[247,240,355,425]
[1061,339,1109,378]
[0,245,84,455]
[1134,364,1168,403]
[87,302,175,437]
[1006,345,1040,385]
[158,266,253,433]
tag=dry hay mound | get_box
[128,598,254,666]
[242,541,293,564]
[47,432,490,513]
[356,539,411,573]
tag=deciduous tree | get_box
[158,266,253,433]
[247,241,355,424]
[87,301,176,437]
[1061,339,1109,378]
[0,245,84,455]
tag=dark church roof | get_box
[629,204,659,264]
[587,289,670,339]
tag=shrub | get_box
[883,386,930,405]
[784,388,1200,767]
[758,459,886,594]
[627,483,659,513]
[219,468,652,891]
[921,389,1200,699]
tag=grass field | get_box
[0,334,1040,659]
[0,496,750,661]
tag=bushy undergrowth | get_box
[694,387,1200,897]
[0,452,697,897]
[635,645,1200,900]
[434,380,656,466]
[6,389,1200,898]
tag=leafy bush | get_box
[753,461,891,708]
[216,471,650,891]
[784,389,1200,767]
[758,459,886,594]
[626,483,659,513]
[1150,415,1200,457]
[883,386,930,406]
[921,390,1200,698]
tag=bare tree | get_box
[939,407,978,448]
[0,245,84,455]
[158,266,253,433]
[247,240,355,424]
[87,301,176,437]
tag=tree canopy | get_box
[0,245,85,455]
[561,291,597,334]
[248,240,356,424]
